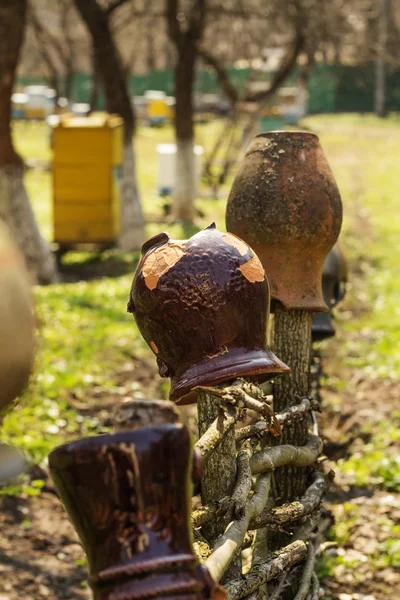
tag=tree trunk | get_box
[375,0,389,117]
[120,140,146,250]
[0,166,57,284]
[64,65,74,103]
[272,307,312,502]
[173,48,196,222]
[74,0,145,250]
[270,307,313,598]
[197,388,241,582]
[0,0,57,283]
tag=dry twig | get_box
[195,406,237,462]
[223,540,308,599]
[293,543,315,600]
[235,398,313,442]
[205,474,272,582]
[250,435,322,475]
[250,473,326,530]
[195,383,273,418]
[308,572,320,600]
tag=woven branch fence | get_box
[189,377,328,600]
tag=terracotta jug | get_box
[226,131,343,312]
[49,425,225,599]
[128,224,289,404]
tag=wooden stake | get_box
[272,306,312,503]
[197,387,239,580]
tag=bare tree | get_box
[375,0,389,116]
[27,0,85,103]
[0,0,57,283]
[166,0,207,223]
[74,0,146,251]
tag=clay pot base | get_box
[170,347,290,405]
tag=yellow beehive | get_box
[53,113,123,244]
[148,98,169,124]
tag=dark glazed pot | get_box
[128,224,289,404]
[312,243,348,341]
[49,427,225,600]
[226,132,343,312]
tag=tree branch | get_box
[29,4,69,70]
[204,473,272,582]
[165,0,182,46]
[192,456,325,530]
[293,543,315,600]
[230,443,253,519]
[105,0,129,17]
[189,0,207,42]
[195,383,273,418]
[194,406,237,462]
[309,572,320,600]
[198,47,238,105]
[244,28,305,103]
[200,24,305,109]
[249,472,326,530]
[235,398,313,442]
[250,435,322,475]
[223,540,308,599]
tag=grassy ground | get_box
[1,114,399,599]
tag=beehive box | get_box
[53,114,123,244]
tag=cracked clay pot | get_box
[128,224,289,404]
[312,243,348,341]
[49,425,226,600]
[226,131,343,312]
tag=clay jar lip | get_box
[254,130,319,140]
[170,347,290,405]
[48,425,185,469]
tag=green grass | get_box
[2,273,150,465]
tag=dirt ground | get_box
[0,356,399,600]
[319,366,400,600]
[1,245,400,599]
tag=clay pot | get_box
[128,224,289,404]
[0,222,34,414]
[49,426,225,600]
[114,399,204,495]
[226,131,343,312]
[312,243,348,341]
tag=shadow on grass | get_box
[55,220,203,283]
[57,250,140,283]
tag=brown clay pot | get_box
[49,426,225,600]
[113,399,204,495]
[226,131,343,312]
[312,243,348,341]
[0,222,35,415]
[128,224,289,404]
